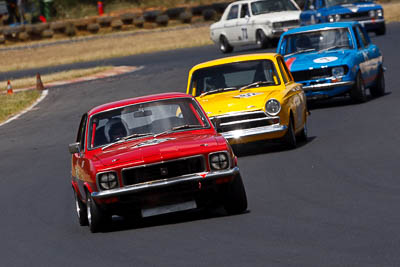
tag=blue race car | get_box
[277,22,385,102]
[300,0,385,35]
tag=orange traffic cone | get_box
[6,80,13,95]
[36,73,44,90]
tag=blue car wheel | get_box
[370,67,385,97]
[350,72,367,103]
[375,24,386,36]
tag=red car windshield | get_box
[87,98,210,149]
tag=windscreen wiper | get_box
[101,133,153,150]
[153,124,204,138]
[319,45,349,52]
[199,87,237,97]
[286,48,316,57]
[239,81,276,91]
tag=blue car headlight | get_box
[369,10,376,18]
[328,14,340,22]
[377,9,383,17]
[332,66,345,78]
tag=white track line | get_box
[0,65,144,127]
[0,90,48,128]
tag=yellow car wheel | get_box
[282,117,297,149]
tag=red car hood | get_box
[94,132,220,167]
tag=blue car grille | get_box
[291,66,349,82]
[340,11,370,21]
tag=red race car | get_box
[69,93,247,232]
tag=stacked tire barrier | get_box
[0,1,230,45]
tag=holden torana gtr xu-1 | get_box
[210,0,301,53]
[69,93,247,233]
[300,0,385,35]
[186,53,308,148]
[277,22,385,102]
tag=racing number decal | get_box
[241,28,248,40]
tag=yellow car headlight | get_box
[265,99,281,116]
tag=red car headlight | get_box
[97,172,118,190]
[209,152,229,170]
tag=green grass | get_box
[0,90,41,123]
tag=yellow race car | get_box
[186,53,308,148]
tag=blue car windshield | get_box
[281,28,353,56]
[251,0,298,15]
[326,0,371,7]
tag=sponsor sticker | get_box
[234,92,263,98]
[313,57,338,63]
[132,138,175,148]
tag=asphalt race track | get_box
[1,23,400,267]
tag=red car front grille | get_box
[122,156,205,186]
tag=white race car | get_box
[210,0,301,53]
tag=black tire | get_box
[283,117,297,149]
[96,16,112,27]
[86,191,109,233]
[223,174,248,215]
[155,15,169,27]
[375,24,386,36]
[350,72,367,103]
[202,9,217,21]
[179,11,192,24]
[219,35,233,53]
[256,30,268,49]
[165,7,185,19]
[120,13,136,25]
[134,17,145,28]
[87,23,100,34]
[143,10,162,22]
[297,119,308,143]
[370,67,385,97]
[191,5,210,16]
[73,189,88,226]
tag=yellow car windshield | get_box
[190,60,281,97]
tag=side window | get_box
[305,0,316,10]
[277,57,289,84]
[353,26,362,49]
[76,114,87,151]
[356,25,369,47]
[281,58,293,82]
[240,4,250,18]
[227,5,239,20]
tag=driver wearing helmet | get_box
[206,74,227,91]
[104,118,128,143]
